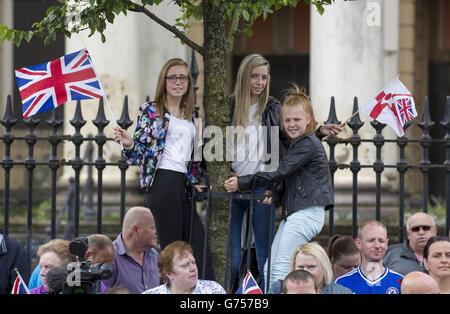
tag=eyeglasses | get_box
[409,225,433,232]
[166,75,189,84]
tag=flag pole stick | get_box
[344,110,359,124]
[321,111,358,141]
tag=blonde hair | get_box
[290,242,333,289]
[154,58,195,120]
[232,54,270,131]
[37,239,76,266]
[281,83,317,135]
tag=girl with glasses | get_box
[113,58,215,281]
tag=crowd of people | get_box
[1,210,449,294]
[1,54,449,294]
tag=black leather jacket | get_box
[237,133,334,219]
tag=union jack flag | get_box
[395,97,417,126]
[11,269,30,294]
[15,49,104,118]
[235,271,263,294]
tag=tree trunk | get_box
[202,1,231,287]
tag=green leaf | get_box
[245,28,253,37]
[46,5,59,16]
[24,31,34,42]
[13,31,24,46]
[242,9,250,21]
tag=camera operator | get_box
[83,234,115,293]
[44,234,115,294]
[29,234,114,293]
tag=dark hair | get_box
[282,269,318,293]
[423,236,450,260]
[327,235,359,261]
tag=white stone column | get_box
[310,0,399,186]
[63,5,189,184]
[0,0,13,106]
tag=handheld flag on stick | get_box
[15,48,123,148]
[11,268,30,294]
[15,49,105,118]
[235,271,263,294]
[361,77,417,136]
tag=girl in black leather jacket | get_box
[225,84,334,289]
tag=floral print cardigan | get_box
[122,102,200,192]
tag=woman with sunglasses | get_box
[113,58,215,280]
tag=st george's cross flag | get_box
[15,49,105,118]
[235,271,263,294]
[361,77,417,137]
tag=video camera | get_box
[46,237,115,294]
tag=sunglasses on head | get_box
[409,225,433,232]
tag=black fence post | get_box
[117,95,133,228]
[0,96,17,236]
[347,98,364,238]
[46,109,63,239]
[24,114,39,261]
[324,96,341,237]
[441,96,450,235]
[371,119,386,222]
[93,98,109,233]
[418,96,434,214]
[69,100,86,238]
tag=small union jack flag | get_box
[235,271,263,294]
[15,49,105,118]
[11,268,30,294]
[395,97,417,126]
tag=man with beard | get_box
[383,212,437,275]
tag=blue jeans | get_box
[230,188,275,292]
[264,206,324,289]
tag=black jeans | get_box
[144,169,215,280]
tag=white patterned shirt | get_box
[142,280,226,294]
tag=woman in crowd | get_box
[423,236,450,294]
[267,241,352,294]
[30,239,76,294]
[142,241,225,294]
[327,234,361,279]
[113,58,214,280]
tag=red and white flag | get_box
[361,77,417,137]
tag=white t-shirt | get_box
[158,115,196,174]
[232,103,265,176]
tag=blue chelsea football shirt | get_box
[335,266,403,294]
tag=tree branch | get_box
[127,1,204,56]
[225,3,241,54]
